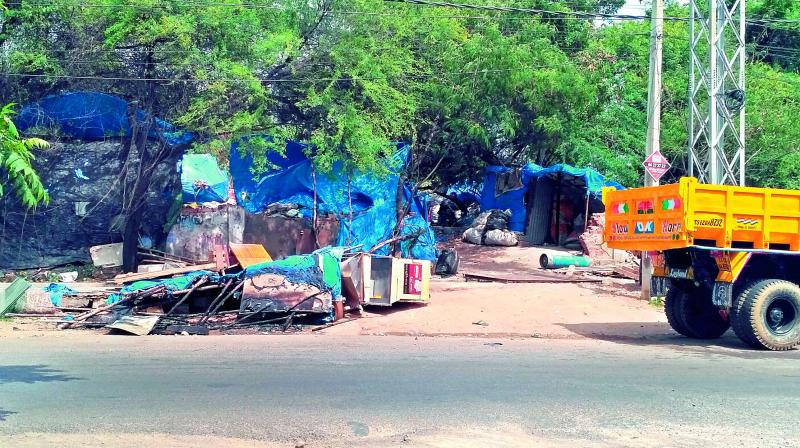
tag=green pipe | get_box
[539,254,591,269]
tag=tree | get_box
[0,103,49,207]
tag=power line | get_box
[1,65,581,83]
[5,0,799,29]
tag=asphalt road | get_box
[1,334,800,447]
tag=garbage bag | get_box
[485,209,511,232]
[435,249,460,276]
[463,226,484,245]
[483,229,518,246]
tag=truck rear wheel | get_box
[665,284,692,337]
[665,282,729,339]
[731,279,800,351]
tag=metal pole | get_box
[739,0,747,186]
[688,1,696,180]
[688,0,746,185]
[642,0,664,301]
[709,0,720,184]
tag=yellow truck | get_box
[603,177,800,351]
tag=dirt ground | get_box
[1,241,663,341]
[319,240,663,339]
[321,277,665,339]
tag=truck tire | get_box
[665,285,692,337]
[731,279,800,351]
[672,283,729,339]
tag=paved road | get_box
[1,334,799,447]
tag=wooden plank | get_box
[613,266,641,281]
[462,270,602,284]
[1,277,31,317]
[229,243,272,268]
[113,263,217,285]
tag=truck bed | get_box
[602,177,800,252]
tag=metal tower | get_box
[688,0,746,185]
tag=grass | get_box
[649,296,665,308]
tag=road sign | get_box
[643,150,671,182]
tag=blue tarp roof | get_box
[478,163,623,232]
[230,139,437,261]
[16,91,194,147]
[180,153,229,203]
[528,163,624,198]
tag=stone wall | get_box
[0,140,181,269]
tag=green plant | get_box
[0,103,49,207]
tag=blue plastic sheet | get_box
[16,92,194,147]
[446,181,482,205]
[42,283,77,307]
[180,154,229,203]
[528,164,625,198]
[479,163,542,232]
[230,139,438,261]
[107,270,218,304]
[479,163,624,232]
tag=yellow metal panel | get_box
[604,177,800,252]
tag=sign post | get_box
[643,149,672,183]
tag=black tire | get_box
[730,279,800,351]
[665,285,692,337]
[669,282,729,339]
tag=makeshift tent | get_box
[528,164,624,198]
[446,181,482,206]
[230,140,437,261]
[478,163,543,232]
[478,163,624,236]
[16,91,194,147]
[180,154,229,203]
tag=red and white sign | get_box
[643,150,671,182]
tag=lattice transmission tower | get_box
[688,0,747,185]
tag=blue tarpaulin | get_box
[446,181,482,205]
[16,92,194,147]
[106,270,219,304]
[479,163,543,232]
[180,154,229,203]
[479,163,624,232]
[230,139,437,261]
[42,283,77,307]
[528,164,624,198]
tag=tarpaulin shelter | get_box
[229,139,437,261]
[180,154,230,203]
[478,163,624,244]
[478,163,543,232]
[16,91,194,147]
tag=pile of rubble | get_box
[1,244,433,336]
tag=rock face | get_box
[0,140,181,269]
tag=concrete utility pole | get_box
[689,0,747,185]
[641,0,664,301]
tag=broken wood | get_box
[613,266,641,281]
[113,263,217,285]
[462,271,603,284]
[368,229,424,254]
[199,280,243,324]
[163,276,209,317]
[138,247,202,264]
[60,285,165,328]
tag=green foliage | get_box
[0,104,49,207]
[1,0,798,191]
